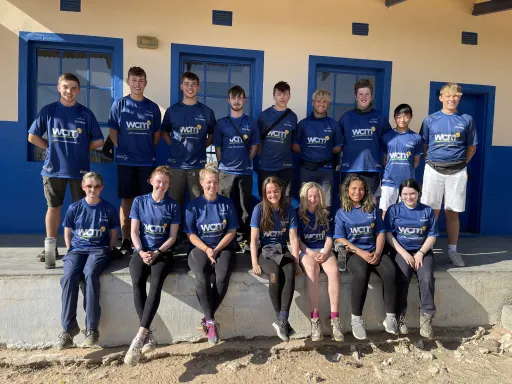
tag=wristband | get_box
[136,247,143,253]
[418,250,425,256]
[155,249,162,255]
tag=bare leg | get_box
[445,209,460,246]
[46,206,61,238]
[302,254,321,313]
[321,256,340,313]
[120,198,134,239]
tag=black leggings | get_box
[347,253,396,316]
[129,251,173,329]
[188,247,235,320]
[259,253,296,315]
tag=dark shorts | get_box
[117,165,154,199]
[258,168,294,198]
[43,177,84,208]
[340,172,381,197]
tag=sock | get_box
[311,310,320,319]
[206,319,215,326]
[448,244,457,252]
[386,313,396,318]
[278,311,289,321]
[351,314,362,321]
[330,312,339,320]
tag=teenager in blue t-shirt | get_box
[28,73,104,263]
[385,179,438,339]
[334,175,397,340]
[419,83,478,268]
[214,86,259,245]
[257,81,298,203]
[380,104,423,215]
[108,67,162,254]
[338,78,392,201]
[250,176,301,342]
[293,90,343,209]
[184,166,239,345]
[297,182,343,342]
[124,166,181,366]
[58,172,118,349]
[161,72,216,207]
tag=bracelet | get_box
[418,250,425,256]
[136,247,143,253]
[155,249,162,255]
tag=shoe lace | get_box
[312,319,321,332]
[58,332,71,340]
[352,318,365,327]
[207,323,217,339]
[331,318,343,332]
[86,329,98,338]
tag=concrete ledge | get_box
[1,236,512,347]
[502,306,512,331]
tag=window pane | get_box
[37,49,60,84]
[62,51,88,86]
[89,89,111,123]
[206,63,229,96]
[76,90,87,107]
[183,61,204,95]
[90,53,112,87]
[316,71,334,95]
[335,73,357,104]
[205,96,229,120]
[37,86,59,112]
[335,105,353,121]
[230,65,250,97]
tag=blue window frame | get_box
[20,32,123,163]
[307,55,392,120]
[171,44,264,163]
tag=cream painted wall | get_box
[0,0,511,144]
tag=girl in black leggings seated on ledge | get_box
[125,166,181,365]
[184,165,239,345]
[250,176,301,342]
[334,175,398,340]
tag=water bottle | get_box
[44,237,57,269]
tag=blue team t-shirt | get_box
[183,195,239,248]
[108,96,162,166]
[333,206,385,251]
[384,202,438,251]
[297,209,334,249]
[258,107,298,171]
[338,109,392,173]
[63,198,119,252]
[161,102,216,169]
[213,115,260,175]
[129,193,181,251]
[294,113,343,170]
[28,101,104,179]
[381,130,423,188]
[420,111,478,163]
[250,203,298,247]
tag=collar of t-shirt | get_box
[354,102,374,115]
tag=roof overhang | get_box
[473,0,512,16]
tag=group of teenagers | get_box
[27,66,477,366]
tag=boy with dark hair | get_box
[28,73,104,262]
[338,78,392,202]
[420,83,477,267]
[380,104,423,217]
[161,72,216,206]
[257,81,298,202]
[108,66,162,254]
[214,86,259,246]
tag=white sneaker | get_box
[124,335,145,366]
[448,250,465,267]
[141,330,156,354]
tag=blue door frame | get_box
[427,81,496,234]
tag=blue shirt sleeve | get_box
[381,136,388,155]
[293,120,304,145]
[250,204,262,228]
[129,197,141,220]
[213,120,222,147]
[89,112,104,142]
[183,203,196,234]
[108,204,120,230]
[207,109,216,135]
[383,205,394,232]
[375,209,386,233]
[333,210,346,239]
[415,136,424,156]
[465,116,478,147]
[333,120,343,148]
[326,215,334,238]
[28,108,47,137]
[427,207,439,237]
[226,200,240,231]
[338,116,345,146]
[171,203,181,225]
[419,118,430,144]
[108,101,120,131]
[257,114,265,139]
[288,205,298,229]
[250,119,260,146]
[382,116,392,136]
[153,105,162,133]
[162,108,171,133]
[63,204,76,229]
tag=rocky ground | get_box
[1,326,511,383]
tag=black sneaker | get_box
[82,329,100,347]
[57,326,80,350]
[120,239,133,256]
[37,248,59,262]
[272,319,289,342]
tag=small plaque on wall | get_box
[137,36,158,49]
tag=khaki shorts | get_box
[43,177,84,208]
[167,168,202,206]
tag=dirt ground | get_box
[1,327,512,384]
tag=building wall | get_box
[1,0,511,233]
